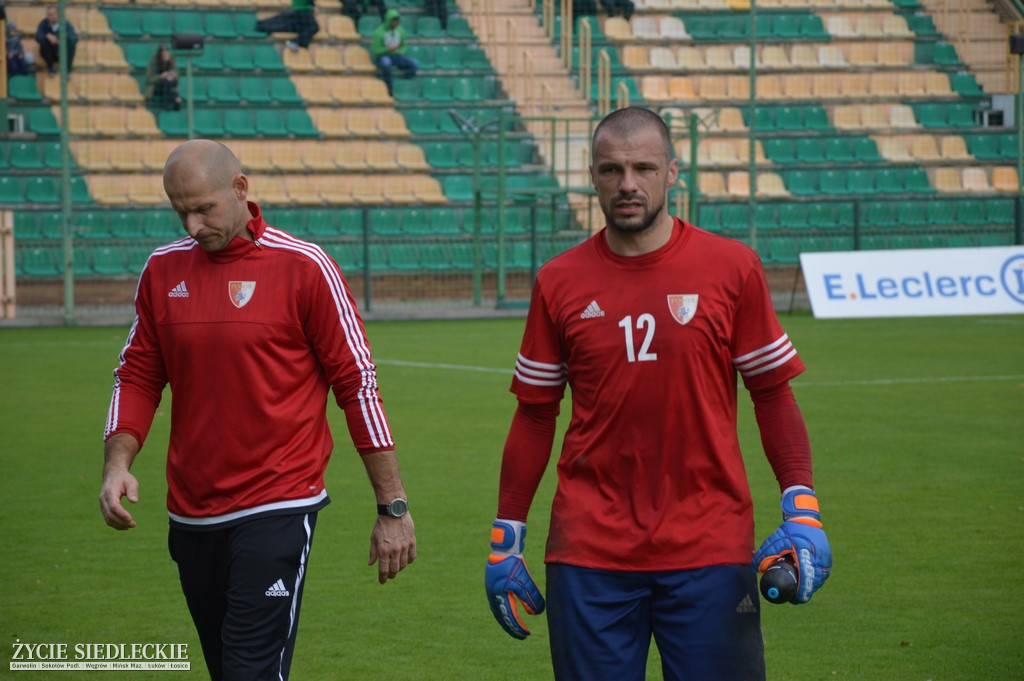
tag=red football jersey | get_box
[105,203,393,527]
[511,218,804,571]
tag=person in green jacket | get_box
[371,8,417,96]
[256,0,319,51]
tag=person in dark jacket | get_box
[35,5,78,96]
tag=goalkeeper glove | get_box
[485,519,545,639]
[753,485,832,604]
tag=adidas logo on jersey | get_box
[735,594,758,614]
[580,300,605,319]
[168,281,190,298]
[265,579,291,597]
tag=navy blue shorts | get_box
[545,563,765,681]
[168,513,317,681]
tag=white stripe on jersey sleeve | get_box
[513,353,568,387]
[733,334,798,378]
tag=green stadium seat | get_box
[806,201,838,228]
[771,14,799,39]
[428,207,464,234]
[715,15,748,40]
[22,247,59,277]
[71,176,92,204]
[419,242,451,270]
[158,110,190,137]
[8,76,42,102]
[234,13,266,39]
[965,134,1000,161]
[443,175,474,201]
[949,73,983,98]
[415,16,445,38]
[252,45,286,72]
[988,199,1013,225]
[224,110,258,137]
[422,77,452,102]
[43,143,72,170]
[435,45,464,70]
[143,209,180,238]
[223,45,255,71]
[174,11,205,35]
[956,199,987,226]
[720,204,749,229]
[392,79,422,102]
[447,16,475,39]
[947,103,976,128]
[195,45,225,71]
[872,168,902,195]
[406,110,440,135]
[13,211,47,240]
[926,199,954,225]
[26,177,60,204]
[819,170,848,195]
[999,133,1019,159]
[357,15,381,37]
[122,42,153,69]
[848,169,874,195]
[755,203,779,229]
[697,204,721,230]
[778,203,809,229]
[204,12,238,39]
[863,200,898,227]
[93,247,129,276]
[799,14,828,40]
[804,108,832,131]
[932,43,961,67]
[454,143,476,169]
[903,168,934,193]
[10,143,44,170]
[240,78,272,105]
[182,76,208,103]
[194,110,225,137]
[784,170,818,196]
[796,138,825,163]
[464,47,491,71]
[106,10,144,38]
[255,111,287,136]
[897,201,928,227]
[906,14,939,37]
[763,138,796,164]
[286,110,318,137]
[109,210,143,238]
[207,76,241,104]
[0,144,8,169]
[370,208,405,235]
[913,103,945,128]
[425,142,457,168]
[270,79,302,105]
[853,137,882,162]
[141,11,174,38]
[406,45,435,69]
[73,246,95,275]
[747,107,775,131]
[40,211,67,239]
[775,107,804,132]
[449,241,474,270]
[824,138,855,163]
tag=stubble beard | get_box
[605,194,665,235]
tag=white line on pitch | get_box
[376,359,1024,386]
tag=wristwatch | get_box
[377,498,409,518]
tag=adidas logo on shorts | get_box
[265,579,291,597]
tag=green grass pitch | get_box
[1,314,1022,680]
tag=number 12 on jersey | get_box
[618,314,658,363]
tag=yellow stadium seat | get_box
[726,76,749,100]
[877,42,909,66]
[310,109,349,137]
[378,109,410,138]
[910,135,941,161]
[386,176,418,204]
[88,175,128,205]
[813,73,842,99]
[82,8,114,36]
[726,171,750,198]
[326,14,359,40]
[286,176,323,205]
[641,76,670,101]
[925,71,951,95]
[660,17,690,39]
[346,110,378,137]
[332,142,365,171]
[604,17,634,40]
[817,45,846,68]
[932,167,962,193]
[875,135,912,162]
[283,47,316,72]
[847,42,877,67]
[961,167,991,192]
[939,135,971,160]
[143,141,177,170]
[251,176,290,205]
[109,141,146,172]
[832,105,862,130]
[789,44,819,69]
[826,15,856,37]
[360,78,392,105]
[94,41,127,69]
[697,76,726,100]
[699,172,727,197]
[715,108,747,131]
[897,72,927,97]
[111,74,143,104]
[303,143,338,171]
[271,143,307,172]
[676,47,705,70]
[397,144,429,172]
[350,176,386,205]
[757,75,783,100]
[705,46,733,70]
[343,45,375,73]
[868,72,899,97]
[623,45,650,69]
[888,104,918,128]
[73,141,111,171]
[366,142,399,171]
[761,45,789,69]
[411,175,447,204]
[758,172,788,197]
[841,73,870,98]
[992,167,1018,192]
[294,77,335,105]
[881,14,912,37]
[127,108,162,137]
[861,104,890,128]
[781,74,813,100]
[231,141,274,173]
[668,77,696,100]
[854,14,884,37]
[128,174,167,205]
[709,140,740,166]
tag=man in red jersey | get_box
[99,140,415,681]
[484,108,831,680]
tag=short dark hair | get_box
[592,107,673,161]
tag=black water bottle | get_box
[759,555,798,604]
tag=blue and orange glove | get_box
[753,486,832,604]
[485,519,545,639]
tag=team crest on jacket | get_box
[228,281,256,308]
[667,294,699,325]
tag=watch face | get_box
[388,499,409,517]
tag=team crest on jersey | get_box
[667,294,699,325]
[228,281,256,308]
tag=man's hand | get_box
[99,467,139,530]
[754,486,832,604]
[485,519,545,639]
[99,433,141,530]
[369,514,416,584]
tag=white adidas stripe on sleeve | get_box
[514,353,568,387]
[733,334,798,378]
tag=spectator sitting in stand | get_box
[256,0,319,52]
[145,45,183,111]
[371,8,417,97]
[601,0,635,20]
[6,22,32,78]
[35,5,78,97]
[341,0,388,22]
